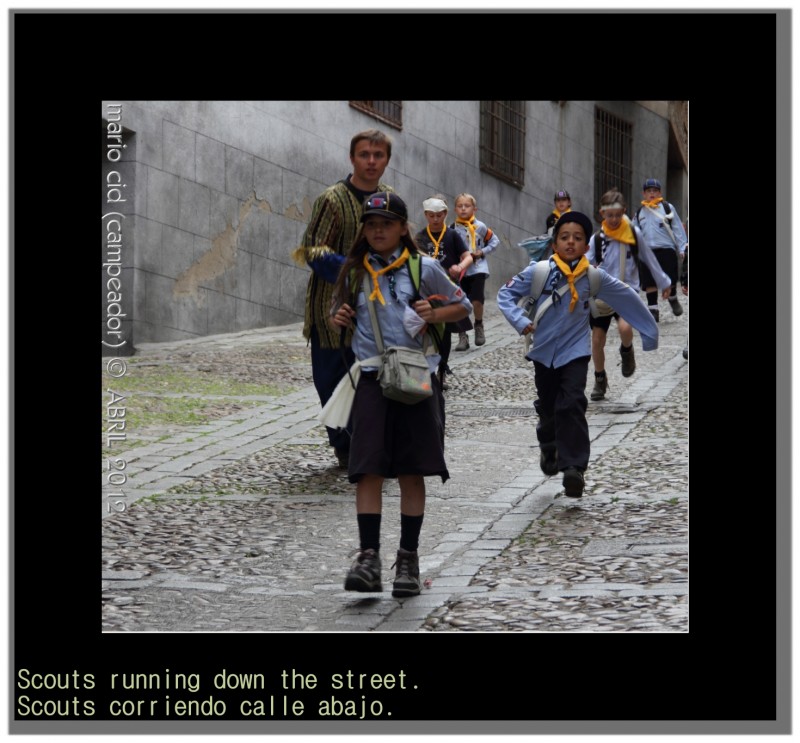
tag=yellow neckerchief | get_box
[426,225,446,258]
[602,214,636,245]
[455,216,478,253]
[641,196,664,209]
[551,254,590,312]
[552,207,572,220]
[363,248,410,305]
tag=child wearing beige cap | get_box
[415,195,473,389]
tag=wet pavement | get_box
[102,294,689,632]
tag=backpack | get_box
[635,200,672,224]
[592,225,640,275]
[519,259,603,331]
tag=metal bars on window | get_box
[480,101,526,188]
[349,101,403,130]
[594,107,634,210]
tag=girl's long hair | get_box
[331,224,423,311]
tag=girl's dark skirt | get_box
[348,372,449,484]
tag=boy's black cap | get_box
[361,192,408,222]
[554,189,571,200]
[642,178,662,190]
[553,211,593,241]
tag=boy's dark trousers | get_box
[533,356,591,472]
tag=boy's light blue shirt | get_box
[634,201,688,254]
[497,258,659,369]
[453,218,500,277]
[352,250,473,373]
[587,222,671,292]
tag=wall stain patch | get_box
[174,192,272,297]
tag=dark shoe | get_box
[539,444,558,476]
[590,373,608,401]
[344,549,382,592]
[391,548,421,598]
[668,297,684,316]
[474,323,486,346]
[619,345,636,378]
[334,448,349,469]
[562,467,585,498]
[650,308,660,323]
[683,345,688,360]
[454,333,469,352]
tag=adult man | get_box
[633,178,688,322]
[292,129,393,468]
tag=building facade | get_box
[101,100,687,353]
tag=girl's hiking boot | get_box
[562,467,585,498]
[391,548,421,598]
[539,444,558,476]
[590,373,608,400]
[455,333,469,352]
[619,345,636,377]
[344,549,382,592]
[474,323,486,346]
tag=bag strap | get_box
[594,230,626,282]
[363,275,385,355]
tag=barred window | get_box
[480,101,526,188]
[349,101,403,130]
[594,107,634,212]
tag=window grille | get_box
[349,101,403,130]
[594,107,634,212]
[479,101,526,188]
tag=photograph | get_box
[7,5,787,738]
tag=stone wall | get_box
[100,100,674,349]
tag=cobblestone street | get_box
[102,296,689,632]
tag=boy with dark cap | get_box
[496,211,659,497]
[633,178,688,321]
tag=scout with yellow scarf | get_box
[586,190,672,401]
[633,178,689,321]
[496,211,659,498]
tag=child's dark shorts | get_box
[589,312,619,332]
[348,372,449,484]
[460,273,486,304]
[640,247,679,286]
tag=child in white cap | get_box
[415,195,473,389]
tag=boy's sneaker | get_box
[455,333,469,352]
[474,323,486,346]
[668,297,684,316]
[619,345,636,378]
[344,549,382,592]
[539,444,558,476]
[590,374,608,401]
[391,548,421,598]
[562,467,585,498]
[649,308,660,323]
